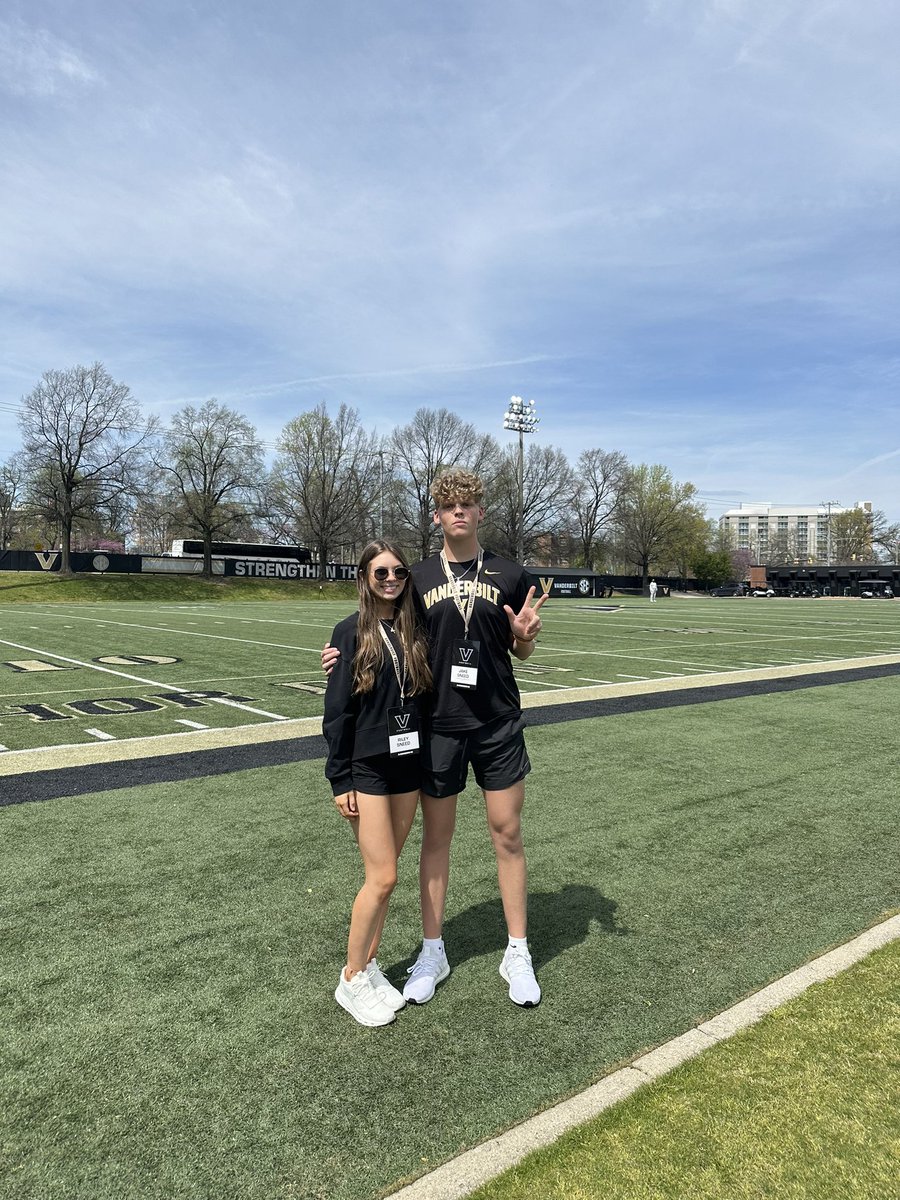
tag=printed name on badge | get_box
[450,639,480,689]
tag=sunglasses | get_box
[372,566,410,581]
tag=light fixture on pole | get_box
[502,396,540,564]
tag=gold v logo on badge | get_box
[459,647,474,663]
[396,713,410,730]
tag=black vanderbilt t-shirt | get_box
[411,550,530,733]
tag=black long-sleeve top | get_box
[322,612,424,796]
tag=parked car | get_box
[750,587,775,597]
[709,584,745,597]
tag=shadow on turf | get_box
[404,884,627,974]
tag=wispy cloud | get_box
[0,18,100,96]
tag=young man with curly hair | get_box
[324,467,546,1006]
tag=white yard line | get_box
[3,611,326,655]
[79,603,340,632]
[84,728,115,741]
[515,677,573,690]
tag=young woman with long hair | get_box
[323,539,432,1026]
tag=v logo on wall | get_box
[35,551,60,571]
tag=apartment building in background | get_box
[720,501,873,564]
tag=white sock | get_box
[423,937,444,953]
[508,936,528,950]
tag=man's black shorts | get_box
[421,714,531,799]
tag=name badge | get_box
[450,639,480,689]
[387,705,420,756]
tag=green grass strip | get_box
[468,937,900,1200]
[0,571,356,603]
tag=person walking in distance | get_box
[649,579,658,602]
[323,468,547,1006]
[323,541,432,1026]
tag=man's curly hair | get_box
[430,468,484,509]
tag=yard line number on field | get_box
[0,639,289,721]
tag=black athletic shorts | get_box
[350,752,422,797]
[421,714,531,799]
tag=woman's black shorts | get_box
[350,752,422,796]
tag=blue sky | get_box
[2,0,899,521]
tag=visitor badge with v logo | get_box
[387,705,420,756]
[450,639,480,689]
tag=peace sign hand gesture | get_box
[503,586,548,645]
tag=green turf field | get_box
[2,594,900,752]
[2,602,899,1200]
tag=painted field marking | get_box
[88,604,340,633]
[176,720,209,730]
[515,677,571,690]
[0,671,308,700]
[209,698,288,720]
[616,673,648,679]
[0,638,289,722]
[514,663,572,674]
[577,678,613,684]
[8,611,325,656]
[85,729,115,741]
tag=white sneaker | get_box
[367,959,406,1012]
[500,944,541,1007]
[335,969,396,1026]
[403,944,450,1004]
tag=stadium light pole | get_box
[821,499,839,566]
[502,395,539,564]
[361,449,393,540]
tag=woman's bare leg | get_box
[345,792,402,977]
[364,789,419,963]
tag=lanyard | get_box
[378,621,407,703]
[440,547,484,640]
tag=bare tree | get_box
[0,455,26,550]
[272,402,380,568]
[485,443,574,562]
[614,463,701,591]
[18,363,156,573]
[571,448,629,568]
[830,507,888,564]
[157,399,265,575]
[389,408,500,560]
[872,513,900,562]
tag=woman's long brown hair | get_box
[352,540,432,697]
